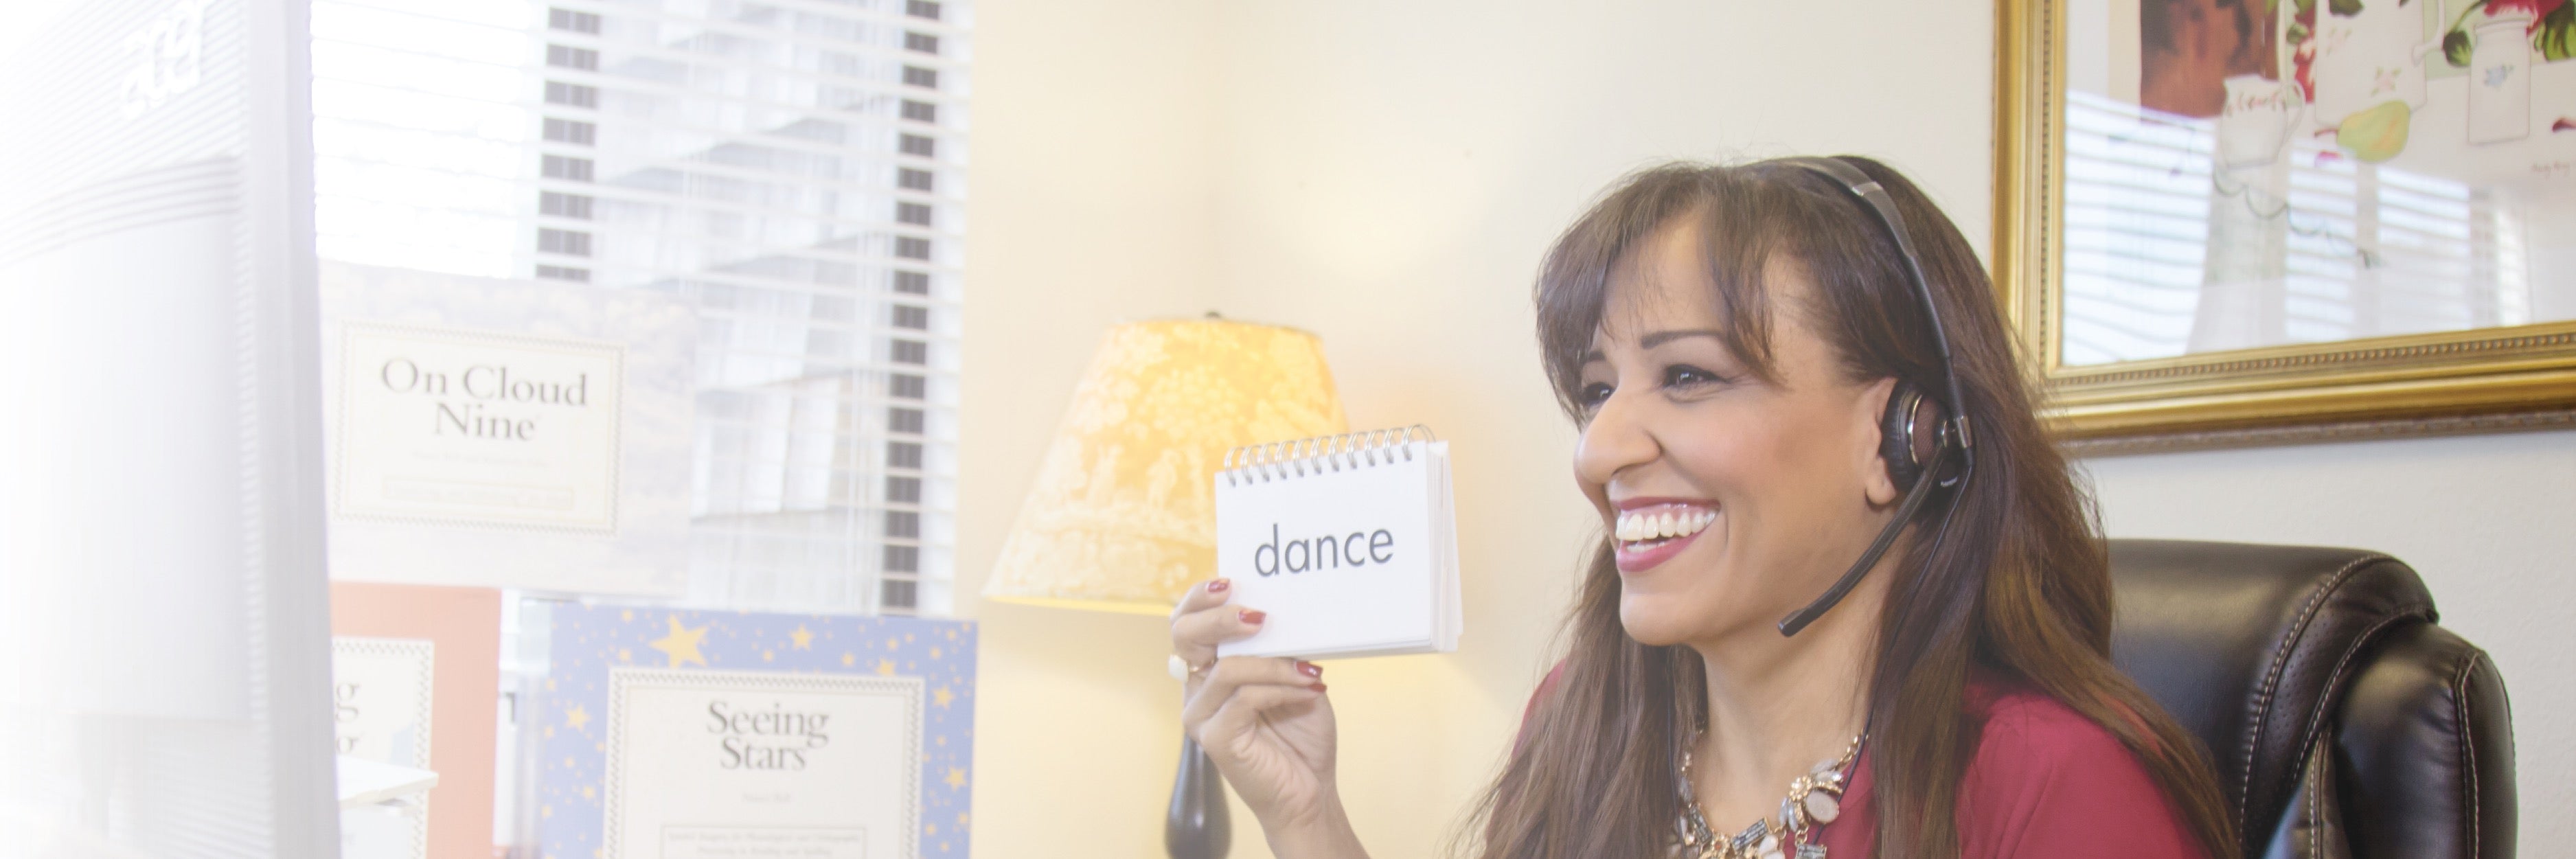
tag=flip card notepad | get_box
[1216,427,1461,660]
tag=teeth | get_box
[1615,506,1714,546]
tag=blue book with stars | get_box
[534,604,977,859]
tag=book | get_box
[330,582,503,859]
[1214,426,1461,660]
[533,604,977,859]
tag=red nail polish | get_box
[1297,661,1322,678]
[1208,579,1230,593]
[1240,608,1266,625]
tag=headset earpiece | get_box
[1878,383,1945,492]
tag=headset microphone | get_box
[1773,157,1976,638]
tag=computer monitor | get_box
[0,0,339,855]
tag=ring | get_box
[1167,654,1213,682]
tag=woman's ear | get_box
[1859,377,1902,507]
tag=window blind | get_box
[311,0,967,615]
[2061,90,2524,367]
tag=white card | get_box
[602,668,924,859]
[336,323,624,531]
[1216,438,1458,659]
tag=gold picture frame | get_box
[1994,0,2576,448]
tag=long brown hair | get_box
[1463,159,2236,859]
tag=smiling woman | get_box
[1170,157,2239,859]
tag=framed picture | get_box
[1997,0,2576,446]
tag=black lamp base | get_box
[1164,734,1230,859]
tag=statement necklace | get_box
[1669,732,1863,859]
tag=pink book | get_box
[331,582,502,859]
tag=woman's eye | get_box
[1663,365,1727,389]
[1575,382,1615,408]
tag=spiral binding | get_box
[1220,425,1436,486]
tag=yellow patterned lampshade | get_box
[984,319,1347,614]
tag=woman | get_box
[1169,157,2237,859]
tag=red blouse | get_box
[1516,670,2209,858]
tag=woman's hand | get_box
[1170,580,1367,858]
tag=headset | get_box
[1771,157,1976,637]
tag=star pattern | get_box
[647,616,708,667]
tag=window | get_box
[891,339,927,364]
[903,67,939,89]
[885,476,922,504]
[885,510,920,538]
[535,264,590,282]
[907,0,942,21]
[896,201,932,225]
[895,237,931,260]
[880,578,917,609]
[900,100,937,123]
[900,134,937,158]
[898,168,935,191]
[543,118,595,146]
[549,8,600,32]
[893,305,929,330]
[539,192,593,219]
[537,228,592,256]
[889,408,924,434]
[904,32,939,54]
[543,81,598,108]
[546,45,597,70]
[540,154,593,181]
[891,374,926,400]
[887,441,924,468]
[893,271,931,295]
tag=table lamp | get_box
[985,316,1347,859]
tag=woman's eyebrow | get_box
[1639,329,1726,349]
[1579,329,1726,363]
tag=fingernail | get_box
[1297,661,1322,678]
[1308,683,1327,693]
[1239,608,1266,625]
[1208,579,1230,594]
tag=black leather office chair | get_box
[2108,539,2516,859]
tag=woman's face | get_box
[1571,217,1903,648]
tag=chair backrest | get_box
[2106,539,2516,859]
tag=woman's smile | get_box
[1612,498,1719,573]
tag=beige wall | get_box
[957,0,1222,853]
[961,1,2564,856]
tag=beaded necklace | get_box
[1669,732,1863,859]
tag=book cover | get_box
[319,262,694,596]
[330,582,505,859]
[534,605,977,859]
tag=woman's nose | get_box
[1573,389,1660,486]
